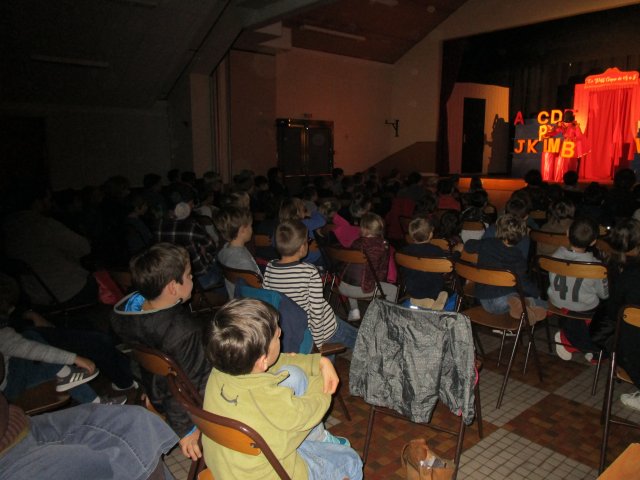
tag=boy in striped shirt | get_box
[263,220,357,349]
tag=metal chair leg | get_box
[474,379,483,439]
[335,390,351,421]
[592,350,604,396]
[363,406,377,464]
[496,327,523,409]
[599,359,617,473]
[452,418,466,480]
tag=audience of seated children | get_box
[547,218,608,361]
[213,207,262,297]
[465,214,547,322]
[333,194,371,248]
[203,298,362,480]
[110,243,211,461]
[399,216,457,309]
[337,213,398,321]
[262,220,358,350]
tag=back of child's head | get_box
[613,168,636,191]
[143,173,162,190]
[583,182,606,206]
[318,200,339,221]
[279,197,306,223]
[213,207,252,243]
[496,214,527,245]
[548,200,575,223]
[408,216,434,243]
[349,193,372,221]
[208,298,279,375]
[0,273,20,318]
[302,185,318,201]
[608,219,640,257]
[568,217,598,249]
[505,195,530,219]
[130,243,190,299]
[407,171,422,186]
[360,212,384,237]
[438,210,461,239]
[275,220,308,257]
[524,169,543,187]
[563,170,579,187]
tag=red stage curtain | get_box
[584,87,637,180]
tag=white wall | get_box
[276,48,393,174]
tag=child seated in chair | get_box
[213,206,262,298]
[263,220,358,350]
[338,213,397,321]
[465,214,547,322]
[399,216,458,309]
[203,298,363,480]
[548,217,608,361]
[110,243,211,462]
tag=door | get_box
[461,98,486,174]
[276,119,333,178]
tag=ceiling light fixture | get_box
[30,54,110,69]
[299,25,366,42]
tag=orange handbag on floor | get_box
[401,438,455,480]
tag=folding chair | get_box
[454,260,544,408]
[167,374,291,480]
[350,300,478,480]
[131,344,204,480]
[219,262,263,289]
[536,255,608,394]
[394,251,456,300]
[325,246,387,317]
[599,305,640,473]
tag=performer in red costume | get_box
[541,110,587,182]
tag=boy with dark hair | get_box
[214,207,262,297]
[548,217,608,361]
[203,298,362,480]
[263,220,357,349]
[110,243,210,462]
[466,214,546,321]
[399,216,451,305]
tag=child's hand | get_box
[319,356,339,394]
[74,356,96,374]
[179,428,202,461]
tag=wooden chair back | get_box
[167,375,291,480]
[395,252,454,274]
[460,249,479,264]
[429,238,450,251]
[219,263,263,289]
[252,234,272,248]
[537,255,608,281]
[325,246,386,300]
[454,260,517,288]
[462,221,485,232]
[529,230,571,249]
[132,344,202,404]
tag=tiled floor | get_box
[164,328,640,479]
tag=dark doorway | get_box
[461,98,486,174]
[276,119,333,179]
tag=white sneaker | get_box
[97,395,128,405]
[348,308,361,321]
[554,331,573,361]
[56,366,100,392]
[584,353,594,363]
[111,380,139,391]
[620,391,640,411]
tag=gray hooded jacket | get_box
[349,299,476,425]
